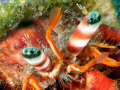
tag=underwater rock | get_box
[0,0,75,37]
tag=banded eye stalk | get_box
[67,11,101,56]
[22,6,62,79]
[22,47,51,71]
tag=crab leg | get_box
[46,6,62,60]
[22,75,44,90]
[91,48,120,67]
[67,52,108,73]
[67,47,120,73]
[90,43,116,49]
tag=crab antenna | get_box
[46,6,62,60]
[67,11,101,56]
[76,3,88,15]
[36,6,63,79]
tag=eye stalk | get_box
[22,47,51,71]
[67,11,101,56]
[87,11,101,28]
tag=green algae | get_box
[0,0,75,37]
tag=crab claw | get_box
[23,75,44,90]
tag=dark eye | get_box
[87,11,101,28]
[22,47,41,59]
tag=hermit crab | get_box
[0,1,120,90]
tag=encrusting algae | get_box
[0,0,76,37]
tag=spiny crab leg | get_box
[22,75,44,90]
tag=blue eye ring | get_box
[22,47,41,59]
[87,11,101,28]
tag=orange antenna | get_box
[46,6,62,60]
[38,6,63,79]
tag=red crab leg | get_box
[22,75,44,90]
[38,6,62,78]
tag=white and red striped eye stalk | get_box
[67,11,101,56]
[22,47,51,71]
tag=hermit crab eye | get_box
[22,47,41,59]
[87,11,101,28]
[22,47,51,71]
